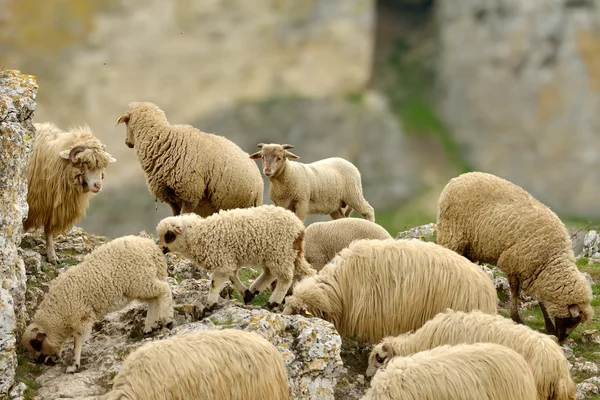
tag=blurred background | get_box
[2,0,599,239]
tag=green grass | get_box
[16,352,43,400]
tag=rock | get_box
[580,230,600,259]
[582,330,600,345]
[577,376,600,399]
[0,69,38,397]
[396,223,436,241]
[8,382,26,400]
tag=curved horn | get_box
[282,144,294,149]
[257,143,265,148]
[68,145,87,164]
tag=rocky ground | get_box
[13,225,600,400]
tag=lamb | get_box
[282,238,497,343]
[115,102,263,217]
[436,171,593,341]
[305,218,392,270]
[22,236,173,373]
[156,205,316,310]
[362,343,538,400]
[367,310,575,400]
[102,329,289,400]
[23,122,116,264]
[249,143,374,222]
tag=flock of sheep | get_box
[19,101,594,399]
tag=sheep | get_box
[101,329,289,400]
[249,143,374,222]
[23,122,116,264]
[156,205,317,310]
[436,171,593,341]
[282,238,497,343]
[115,102,263,217]
[304,218,392,270]
[21,235,173,373]
[362,343,539,400]
[367,309,575,400]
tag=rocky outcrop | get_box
[0,70,37,398]
[436,0,600,217]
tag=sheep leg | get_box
[207,272,230,310]
[167,201,181,216]
[329,210,345,219]
[246,269,274,304]
[507,274,523,324]
[45,232,58,265]
[181,201,198,215]
[350,199,375,222]
[268,268,293,308]
[344,207,353,217]
[131,280,174,333]
[229,272,248,295]
[292,203,309,223]
[539,302,556,335]
[66,326,91,373]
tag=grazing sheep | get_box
[23,122,116,264]
[436,171,593,341]
[362,343,538,400]
[282,238,497,343]
[22,236,173,373]
[305,218,392,270]
[102,329,290,400]
[249,143,374,222]
[157,205,316,310]
[115,102,263,217]
[367,310,575,400]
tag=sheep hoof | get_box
[66,364,79,374]
[243,290,258,304]
[266,302,280,310]
[165,321,174,330]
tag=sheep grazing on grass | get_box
[102,329,289,400]
[436,171,593,341]
[367,310,575,400]
[249,143,374,222]
[22,236,173,373]
[115,102,263,217]
[305,218,392,270]
[362,343,538,400]
[282,238,497,343]
[23,122,116,264]
[157,205,316,311]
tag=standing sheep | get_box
[24,122,116,264]
[102,329,290,400]
[115,102,263,217]
[305,218,392,270]
[157,205,316,310]
[22,236,173,373]
[249,143,374,222]
[362,343,538,400]
[436,171,593,341]
[367,310,575,400]
[282,238,497,343]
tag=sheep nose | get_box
[162,246,169,254]
[91,183,102,193]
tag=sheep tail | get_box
[293,230,317,278]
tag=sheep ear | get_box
[257,143,265,148]
[106,153,117,163]
[284,150,299,159]
[174,225,183,235]
[59,149,71,160]
[569,304,580,318]
[115,114,129,126]
[281,144,294,149]
[249,151,262,159]
[381,342,392,354]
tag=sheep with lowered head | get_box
[367,309,575,400]
[436,171,593,341]
[363,343,538,400]
[101,329,289,400]
[249,143,374,222]
[24,122,116,264]
[157,205,316,310]
[305,218,392,270]
[115,102,263,217]
[22,236,173,373]
[282,238,497,343]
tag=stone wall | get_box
[0,70,38,398]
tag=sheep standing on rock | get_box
[24,122,116,264]
[436,171,593,341]
[249,143,374,222]
[367,310,575,400]
[102,329,290,400]
[282,238,497,343]
[304,218,392,270]
[362,343,538,400]
[115,102,263,217]
[22,236,173,373]
[157,205,316,310]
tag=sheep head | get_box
[157,216,186,255]
[249,143,299,178]
[115,102,169,149]
[59,144,116,194]
[22,323,60,366]
[366,338,400,378]
[554,303,593,342]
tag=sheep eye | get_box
[164,231,176,243]
[277,157,282,161]
[101,172,105,180]
[375,354,386,364]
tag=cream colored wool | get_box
[305,218,392,270]
[115,102,263,217]
[367,309,575,400]
[436,171,593,340]
[282,238,497,343]
[362,343,538,400]
[157,205,316,309]
[22,236,173,373]
[102,329,289,400]
[249,143,374,222]
[24,122,116,264]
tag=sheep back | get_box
[104,329,290,400]
[363,343,538,400]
